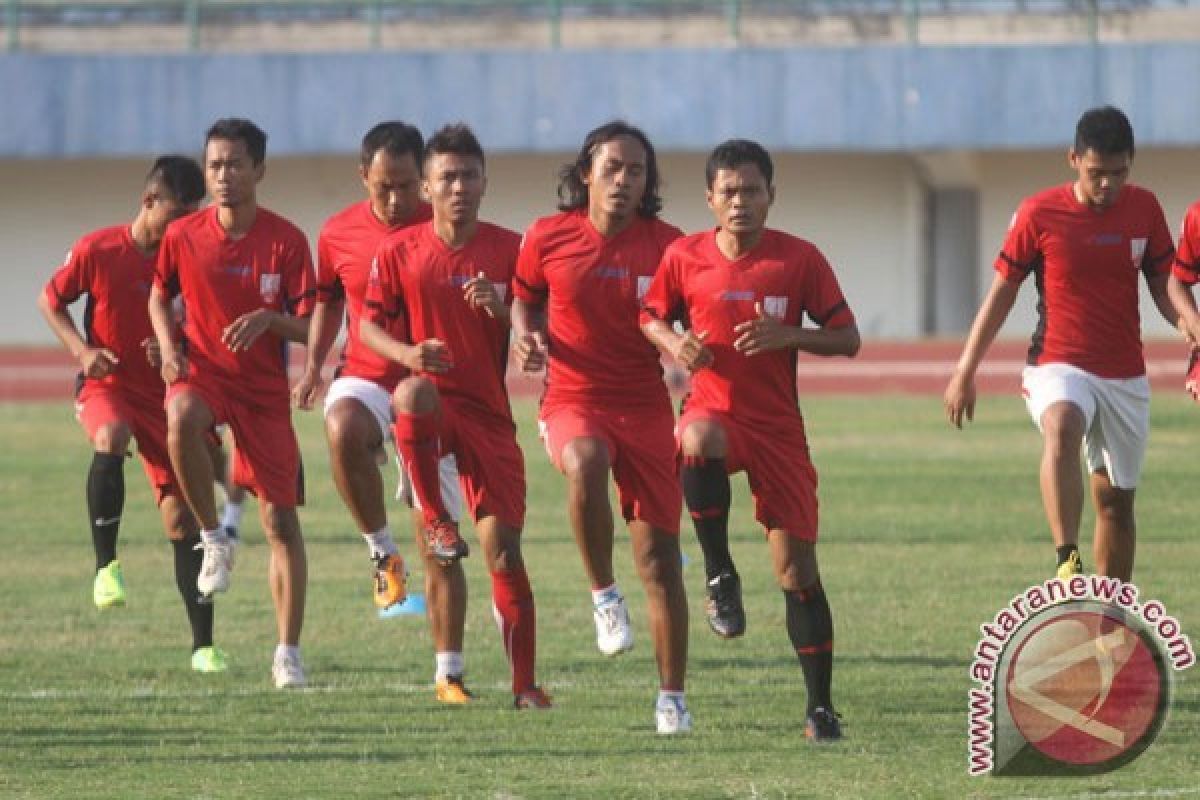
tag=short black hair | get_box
[361,121,424,169]
[205,117,268,166]
[557,120,663,218]
[423,123,484,169]
[1074,105,1135,158]
[705,139,774,189]
[146,155,205,205]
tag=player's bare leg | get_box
[1038,402,1087,576]
[770,532,840,742]
[326,398,387,532]
[414,509,470,702]
[680,418,744,638]
[262,500,307,687]
[561,438,616,589]
[477,515,547,707]
[165,391,220,530]
[629,520,688,692]
[1090,470,1136,581]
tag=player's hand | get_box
[1186,349,1200,404]
[160,350,187,385]
[403,338,453,374]
[1178,315,1200,349]
[79,346,120,379]
[944,371,977,429]
[464,272,504,318]
[672,329,713,372]
[142,337,163,368]
[291,367,324,411]
[513,331,548,372]
[222,309,273,353]
[733,302,793,355]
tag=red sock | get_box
[393,411,449,525]
[491,567,537,694]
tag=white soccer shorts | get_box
[1021,363,1150,490]
[323,376,462,520]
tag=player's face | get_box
[423,152,485,226]
[583,135,648,220]
[204,137,263,209]
[1069,148,1131,210]
[143,188,199,240]
[361,149,422,227]
[707,164,774,236]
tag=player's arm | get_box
[1167,274,1200,347]
[1147,272,1183,333]
[38,288,123,380]
[944,273,1021,428]
[292,297,344,410]
[222,308,310,353]
[732,302,861,358]
[360,317,452,375]
[148,283,186,384]
[641,317,713,373]
[511,296,548,372]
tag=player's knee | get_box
[635,535,682,588]
[167,392,211,437]
[1040,404,1085,447]
[92,421,132,453]
[680,419,726,458]
[260,504,302,546]
[1095,486,1136,526]
[325,400,376,454]
[392,376,439,415]
[776,544,820,592]
[561,438,610,485]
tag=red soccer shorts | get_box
[539,401,682,535]
[437,399,526,530]
[676,407,819,542]
[76,381,176,504]
[166,376,304,507]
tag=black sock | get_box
[87,452,125,570]
[172,535,214,651]
[681,455,735,581]
[1056,543,1081,567]
[784,585,834,715]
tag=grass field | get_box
[1,395,1197,799]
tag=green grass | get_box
[1,396,1197,799]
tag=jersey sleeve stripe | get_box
[810,300,848,326]
[998,252,1038,275]
[514,275,548,298]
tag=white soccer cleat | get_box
[195,539,234,596]
[593,594,634,656]
[272,650,307,689]
[655,696,693,735]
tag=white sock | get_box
[220,501,244,531]
[591,584,621,607]
[362,526,398,559]
[200,527,229,546]
[274,644,300,663]
[657,689,686,709]
[435,651,464,681]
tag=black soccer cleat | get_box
[804,706,843,743]
[704,571,746,639]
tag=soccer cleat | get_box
[190,646,228,673]
[704,572,746,639]
[435,675,474,704]
[195,539,234,597]
[514,686,553,710]
[92,560,127,609]
[593,595,634,656]
[805,706,843,743]
[1055,550,1084,580]
[655,696,693,735]
[372,553,408,609]
[272,650,307,689]
[425,519,469,565]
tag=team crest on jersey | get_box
[1131,238,1148,268]
[260,273,282,304]
[763,296,788,319]
[637,276,653,300]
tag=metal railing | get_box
[4,0,1198,51]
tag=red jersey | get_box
[640,229,855,426]
[43,225,161,396]
[1172,200,1200,286]
[515,210,682,409]
[364,221,520,423]
[996,183,1174,379]
[317,201,432,390]
[154,206,315,401]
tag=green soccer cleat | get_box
[1055,550,1084,580]
[93,560,127,609]
[190,646,229,673]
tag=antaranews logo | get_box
[968,575,1194,776]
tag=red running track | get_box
[0,340,1193,403]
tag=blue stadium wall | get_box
[4,42,1200,157]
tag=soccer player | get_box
[1169,197,1200,399]
[292,121,460,612]
[511,121,690,734]
[361,123,549,709]
[37,155,228,672]
[945,106,1179,583]
[149,118,316,688]
[641,139,861,742]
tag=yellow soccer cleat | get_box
[435,675,474,705]
[93,560,127,609]
[1056,550,1084,580]
[372,553,408,609]
[190,646,229,673]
